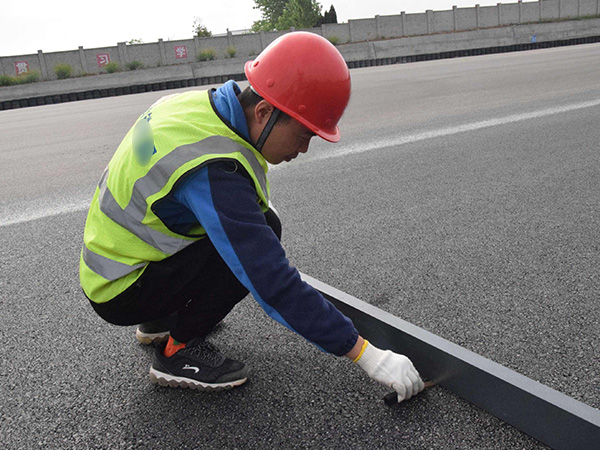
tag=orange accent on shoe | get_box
[164,336,186,357]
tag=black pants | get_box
[90,210,282,342]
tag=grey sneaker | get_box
[135,314,176,344]
[149,338,249,390]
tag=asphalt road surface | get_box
[1,43,599,449]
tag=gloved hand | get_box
[355,341,425,402]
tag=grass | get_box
[327,36,340,45]
[104,62,121,73]
[54,63,73,79]
[226,46,237,58]
[197,49,216,61]
[0,75,16,86]
[0,71,42,86]
[126,60,144,71]
[16,71,40,84]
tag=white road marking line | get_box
[319,98,600,161]
[2,98,599,228]
[0,199,91,228]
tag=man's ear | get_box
[254,100,274,126]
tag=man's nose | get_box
[299,143,309,153]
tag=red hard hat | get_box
[244,31,351,143]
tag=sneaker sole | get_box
[149,367,247,391]
[136,329,170,345]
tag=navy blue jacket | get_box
[154,81,358,356]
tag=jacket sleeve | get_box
[174,160,359,356]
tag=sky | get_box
[2,0,514,57]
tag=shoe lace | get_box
[186,341,223,366]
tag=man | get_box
[80,32,424,402]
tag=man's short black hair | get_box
[238,86,291,123]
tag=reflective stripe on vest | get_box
[81,90,270,303]
[82,246,147,281]
[96,135,269,256]
[88,136,269,281]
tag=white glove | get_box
[356,341,425,402]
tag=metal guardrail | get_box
[1,35,599,112]
[300,272,600,450]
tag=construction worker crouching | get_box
[79,32,424,402]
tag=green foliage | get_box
[252,0,288,31]
[197,49,216,61]
[0,75,16,86]
[322,4,337,24]
[0,70,42,85]
[276,0,323,30]
[193,17,212,37]
[253,0,324,31]
[105,62,121,73]
[226,46,237,58]
[126,60,145,70]
[326,35,339,45]
[127,38,144,45]
[15,70,41,84]
[54,63,73,79]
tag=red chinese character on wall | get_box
[96,53,110,67]
[14,61,30,76]
[175,46,188,59]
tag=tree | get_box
[193,17,212,37]
[277,0,323,30]
[252,0,323,31]
[252,0,288,31]
[323,5,337,24]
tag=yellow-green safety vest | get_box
[80,90,270,303]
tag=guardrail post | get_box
[37,50,48,80]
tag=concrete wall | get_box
[455,7,478,30]
[541,0,560,20]
[581,0,600,15]
[433,10,455,33]
[501,3,521,24]
[350,18,378,41]
[522,2,541,22]
[2,16,600,105]
[404,12,428,36]
[2,1,600,80]
[126,42,162,68]
[322,22,351,43]
[378,15,402,39]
